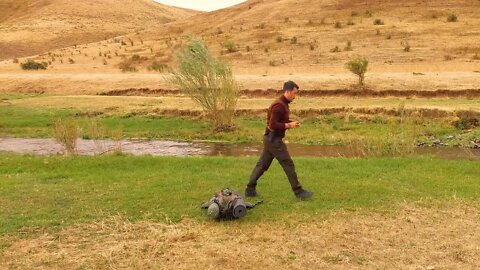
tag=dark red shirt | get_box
[265,95,292,138]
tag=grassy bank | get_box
[2,101,479,147]
[0,153,479,236]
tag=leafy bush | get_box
[373,19,384,25]
[345,56,369,86]
[20,60,48,70]
[222,41,238,53]
[169,37,240,131]
[447,13,457,22]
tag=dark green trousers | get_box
[248,134,302,192]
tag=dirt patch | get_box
[99,88,480,98]
[1,203,479,269]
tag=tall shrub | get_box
[169,38,239,131]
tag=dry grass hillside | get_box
[141,0,480,72]
[0,0,479,93]
[0,0,198,60]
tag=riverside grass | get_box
[0,153,479,236]
[2,103,479,147]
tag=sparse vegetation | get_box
[401,41,411,52]
[444,55,454,61]
[347,19,355,26]
[20,60,48,70]
[117,54,147,72]
[276,36,283,43]
[345,56,369,86]
[447,13,458,22]
[330,46,341,53]
[473,54,480,60]
[334,21,343,29]
[351,11,359,17]
[222,41,238,53]
[373,19,384,25]
[53,118,80,155]
[169,38,240,130]
[309,44,316,51]
[13,58,19,63]
[291,36,297,44]
[344,41,353,51]
[119,62,138,72]
[68,58,75,64]
[147,61,167,72]
[453,111,480,130]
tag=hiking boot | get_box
[295,189,313,200]
[245,187,260,197]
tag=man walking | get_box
[245,81,313,199]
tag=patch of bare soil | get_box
[1,203,479,269]
[100,88,480,98]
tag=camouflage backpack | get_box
[201,188,262,220]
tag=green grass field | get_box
[1,153,479,236]
[2,101,479,147]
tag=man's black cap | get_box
[283,80,299,91]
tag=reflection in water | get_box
[0,138,479,159]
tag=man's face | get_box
[285,89,299,101]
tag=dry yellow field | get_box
[1,202,479,269]
[7,95,480,114]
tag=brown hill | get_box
[1,0,479,94]
[136,0,480,71]
[0,0,198,60]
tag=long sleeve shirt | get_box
[265,95,292,138]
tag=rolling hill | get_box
[0,0,198,60]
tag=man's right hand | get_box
[286,121,300,129]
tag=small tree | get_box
[169,38,239,130]
[345,57,369,86]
